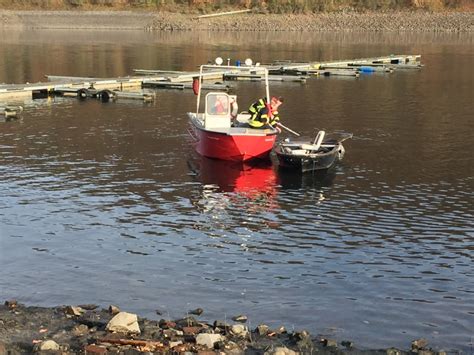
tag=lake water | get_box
[0,29,473,351]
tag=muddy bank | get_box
[0,10,472,32]
[0,301,450,354]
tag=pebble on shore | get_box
[0,301,452,354]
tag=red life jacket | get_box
[265,102,274,119]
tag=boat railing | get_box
[195,64,270,117]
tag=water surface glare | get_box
[0,30,473,351]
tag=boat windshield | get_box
[206,93,230,116]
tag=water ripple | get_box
[1,36,473,352]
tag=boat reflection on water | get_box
[276,165,338,190]
[188,155,338,230]
[188,154,337,199]
[187,155,279,217]
[276,167,337,205]
[188,155,277,193]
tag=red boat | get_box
[187,63,279,162]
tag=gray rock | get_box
[195,333,223,349]
[108,305,120,315]
[276,325,287,334]
[387,348,402,355]
[295,331,313,351]
[169,340,183,348]
[78,311,107,328]
[223,341,242,353]
[341,340,354,349]
[230,324,248,337]
[232,314,248,322]
[37,340,60,351]
[412,338,428,350]
[106,312,140,334]
[78,304,98,310]
[51,330,67,340]
[65,305,84,316]
[214,320,230,329]
[264,346,298,355]
[188,308,203,316]
[176,316,199,327]
[214,340,226,350]
[322,338,337,347]
[72,324,89,336]
[256,324,269,335]
[293,330,310,340]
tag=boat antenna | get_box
[264,67,270,104]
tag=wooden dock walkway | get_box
[0,54,421,103]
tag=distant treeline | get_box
[0,0,471,11]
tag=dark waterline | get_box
[0,29,473,351]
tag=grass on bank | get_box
[0,0,472,12]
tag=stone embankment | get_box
[0,300,449,354]
[0,9,472,32]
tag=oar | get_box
[277,122,301,137]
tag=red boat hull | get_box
[189,123,277,162]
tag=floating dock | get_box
[0,54,421,103]
[0,76,160,101]
[268,54,422,72]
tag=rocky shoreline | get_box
[0,10,472,32]
[0,300,450,354]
